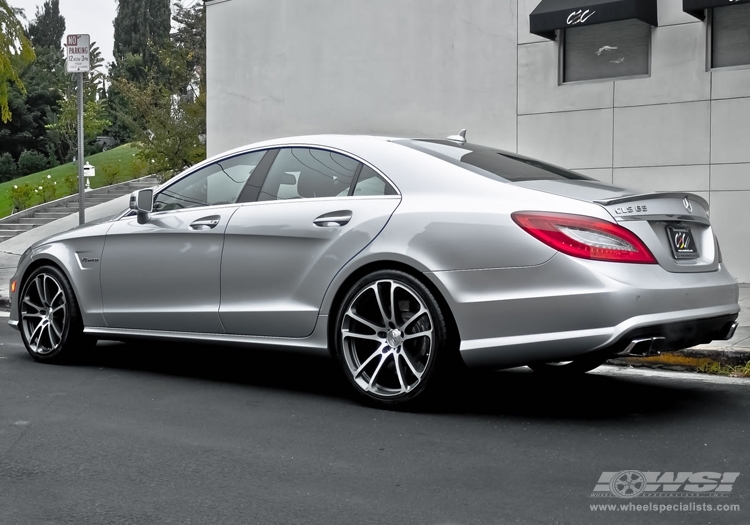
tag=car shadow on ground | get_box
[58,339,720,422]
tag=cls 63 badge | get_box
[614,205,648,215]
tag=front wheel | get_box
[334,270,453,407]
[19,265,93,363]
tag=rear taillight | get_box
[512,211,656,264]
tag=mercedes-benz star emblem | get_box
[683,197,693,213]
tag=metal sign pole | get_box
[67,33,90,225]
[77,71,85,225]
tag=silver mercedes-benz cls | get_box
[9,133,740,406]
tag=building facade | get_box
[206,0,750,282]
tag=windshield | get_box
[394,139,593,183]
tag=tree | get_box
[0,0,35,122]
[20,10,67,161]
[3,2,68,163]
[46,96,110,157]
[28,0,65,50]
[113,0,170,75]
[113,1,206,176]
[47,42,110,159]
[172,1,206,99]
[108,0,171,141]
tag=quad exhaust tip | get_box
[721,321,739,341]
[618,337,666,357]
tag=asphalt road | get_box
[1,321,748,525]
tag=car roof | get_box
[211,134,400,160]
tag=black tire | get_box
[333,270,455,408]
[18,265,95,363]
[528,355,608,376]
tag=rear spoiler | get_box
[594,192,709,210]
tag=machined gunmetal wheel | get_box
[334,270,453,407]
[19,265,91,363]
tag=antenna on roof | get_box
[447,129,467,144]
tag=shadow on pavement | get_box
[45,339,718,422]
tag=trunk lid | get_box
[514,180,718,273]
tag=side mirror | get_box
[281,173,297,185]
[129,188,154,224]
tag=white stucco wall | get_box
[206,0,518,156]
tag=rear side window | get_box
[395,139,592,183]
[259,148,358,201]
[353,166,398,196]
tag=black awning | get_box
[683,0,750,20]
[529,0,658,40]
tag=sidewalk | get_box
[0,206,747,369]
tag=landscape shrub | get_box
[62,173,79,194]
[10,183,35,212]
[38,175,58,202]
[17,150,51,176]
[0,153,17,182]
[102,165,119,185]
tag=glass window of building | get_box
[711,4,750,69]
[563,19,651,83]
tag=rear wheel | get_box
[528,355,608,375]
[334,270,453,407]
[19,265,93,363]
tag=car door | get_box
[220,147,400,338]
[100,150,269,333]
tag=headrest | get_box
[297,170,335,198]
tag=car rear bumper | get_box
[425,254,740,369]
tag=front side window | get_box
[563,19,651,83]
[712,4,750,69]
[153,151,265,212]
[259,148,359,201]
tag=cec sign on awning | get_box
[65,34,90,73]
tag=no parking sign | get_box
[65,34,90,73]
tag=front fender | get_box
[10,222,112,328]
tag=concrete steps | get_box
[1,223,35,231]
[0,176,159,243]
[33,212,74,220]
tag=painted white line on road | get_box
[594,365,750,386]
[0,311,9,318]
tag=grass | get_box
[0,144,146,218]
[696,361,750,378]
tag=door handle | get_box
[313,211,352,227]
[190,216,221,230]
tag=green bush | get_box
[17,150,51,176]
[132,157,149,179]
[62,173,79,194]
[37,175,58,202]
[0,153,17,182]
[102,165,119,185]
[10,183,34,212]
